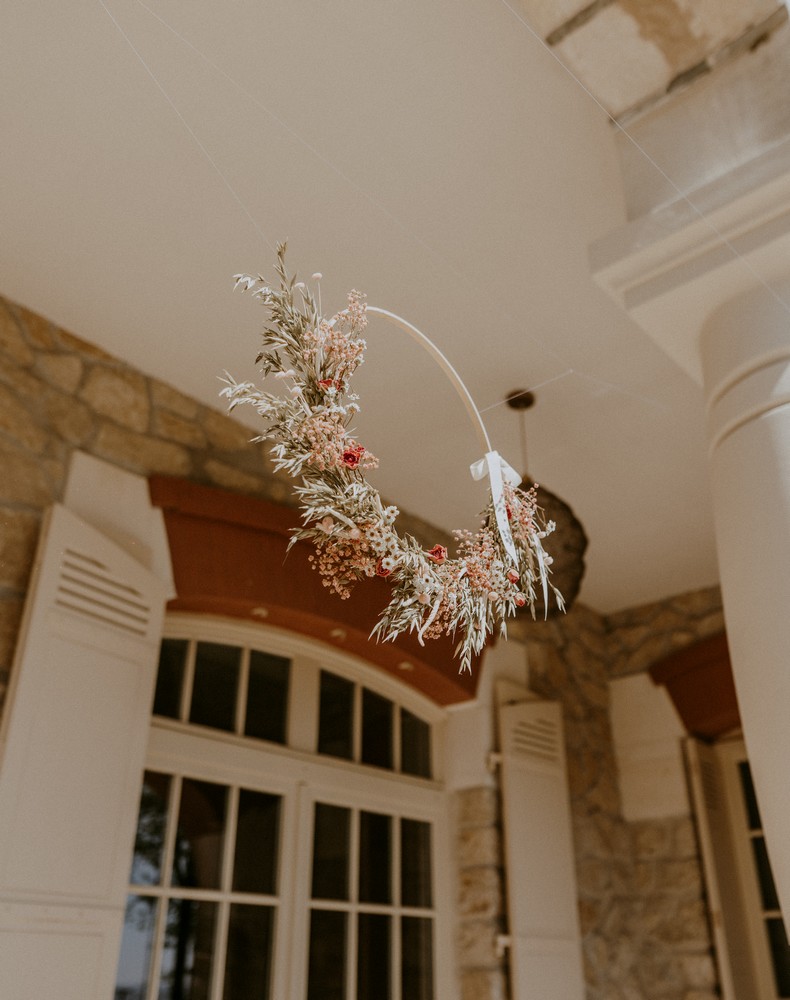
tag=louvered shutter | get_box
[498,699,585,1000]
[684,739,762,999]
[0,503,168,1000]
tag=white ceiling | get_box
[0,0,720,612]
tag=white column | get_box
[591,144,790,920]
[701,280,790,917]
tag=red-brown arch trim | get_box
[649,632,740,740]
[148,475,479,705]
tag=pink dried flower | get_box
[427,544,448,564]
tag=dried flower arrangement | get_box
[221,245,563,672]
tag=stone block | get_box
[657,858,703,896]
[460,967,507,1000]
[672,816,699,859]
[678,952,717,990]
[203,459,266,494]
[456,787,499,829]
[0,596,24,672]
[0,383,48,454]
[457,826,501,870]
[153,409,207,449]
[0,303,34,366]
[0,507,40,589]
[577,857,614,895]
[457,867,502,920]
[17,305,56,349]
[94,422,191,477]
[694,610,725,637]
[263,477,292,505]
[657,899,711,950]
[202,408,255,451]
[151,380,199,419]
[36,352,83,393]
[632,820,672,860]
[456,919,501,968]
[57,328,115,360]
[81,367,150,433]
[42,391,95,446]
[0,448,57,507]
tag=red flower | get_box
[376,558,392,578]
[506,569,519,584]
[342,444,365,469]
[318,378,341,391]
[427,544,447,564]
[515,593,527,608]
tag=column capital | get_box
[590,142,790,383]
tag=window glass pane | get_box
[767,917,790,996]
[312,803,350,901]
[357,913,391,1000]
[115,895,158,1000]
[307,910,347,1000]
[189,642,240,732]
[131,772,171,885]
[318,671,354,760]
[233,790,280,895]
[400,710,431,778]
[361,689,393,769]
[159,898,217,1000]
[401,819,432,909]
[738,760,762,831]
[153,639,188,719]
[359,811,391,904]
[752,836,780,912]
[223,904,275,1000]
[401,916,434,1000]
[245,651,289,744]
[172,779,227,889]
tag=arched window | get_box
[114,614,450,1000]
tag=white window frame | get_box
[688,734,790,1000]
[126,612,454,1000]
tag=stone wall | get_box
[506,586,726,1000]
[605,585,724,678]
[454,787,509,1000]
[0,293,729,999]
[0,294,450,713]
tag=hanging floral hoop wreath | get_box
[221,245,563,673]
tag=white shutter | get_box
[498,699,585,1000]
[0,503,168,1000]
[684,738,766,1000]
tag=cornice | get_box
[590,141,790,382]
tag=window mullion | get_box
[394,706,402,774]
[348,806,361,1000]
[222,785,240,892]
[179,640,197,721]
[235,647,250,735]
[210,898,231,1000]
[353,684,362,764]
[147,773,182,1000]
[393,814,402,1000]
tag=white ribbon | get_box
[470,451,521,567]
